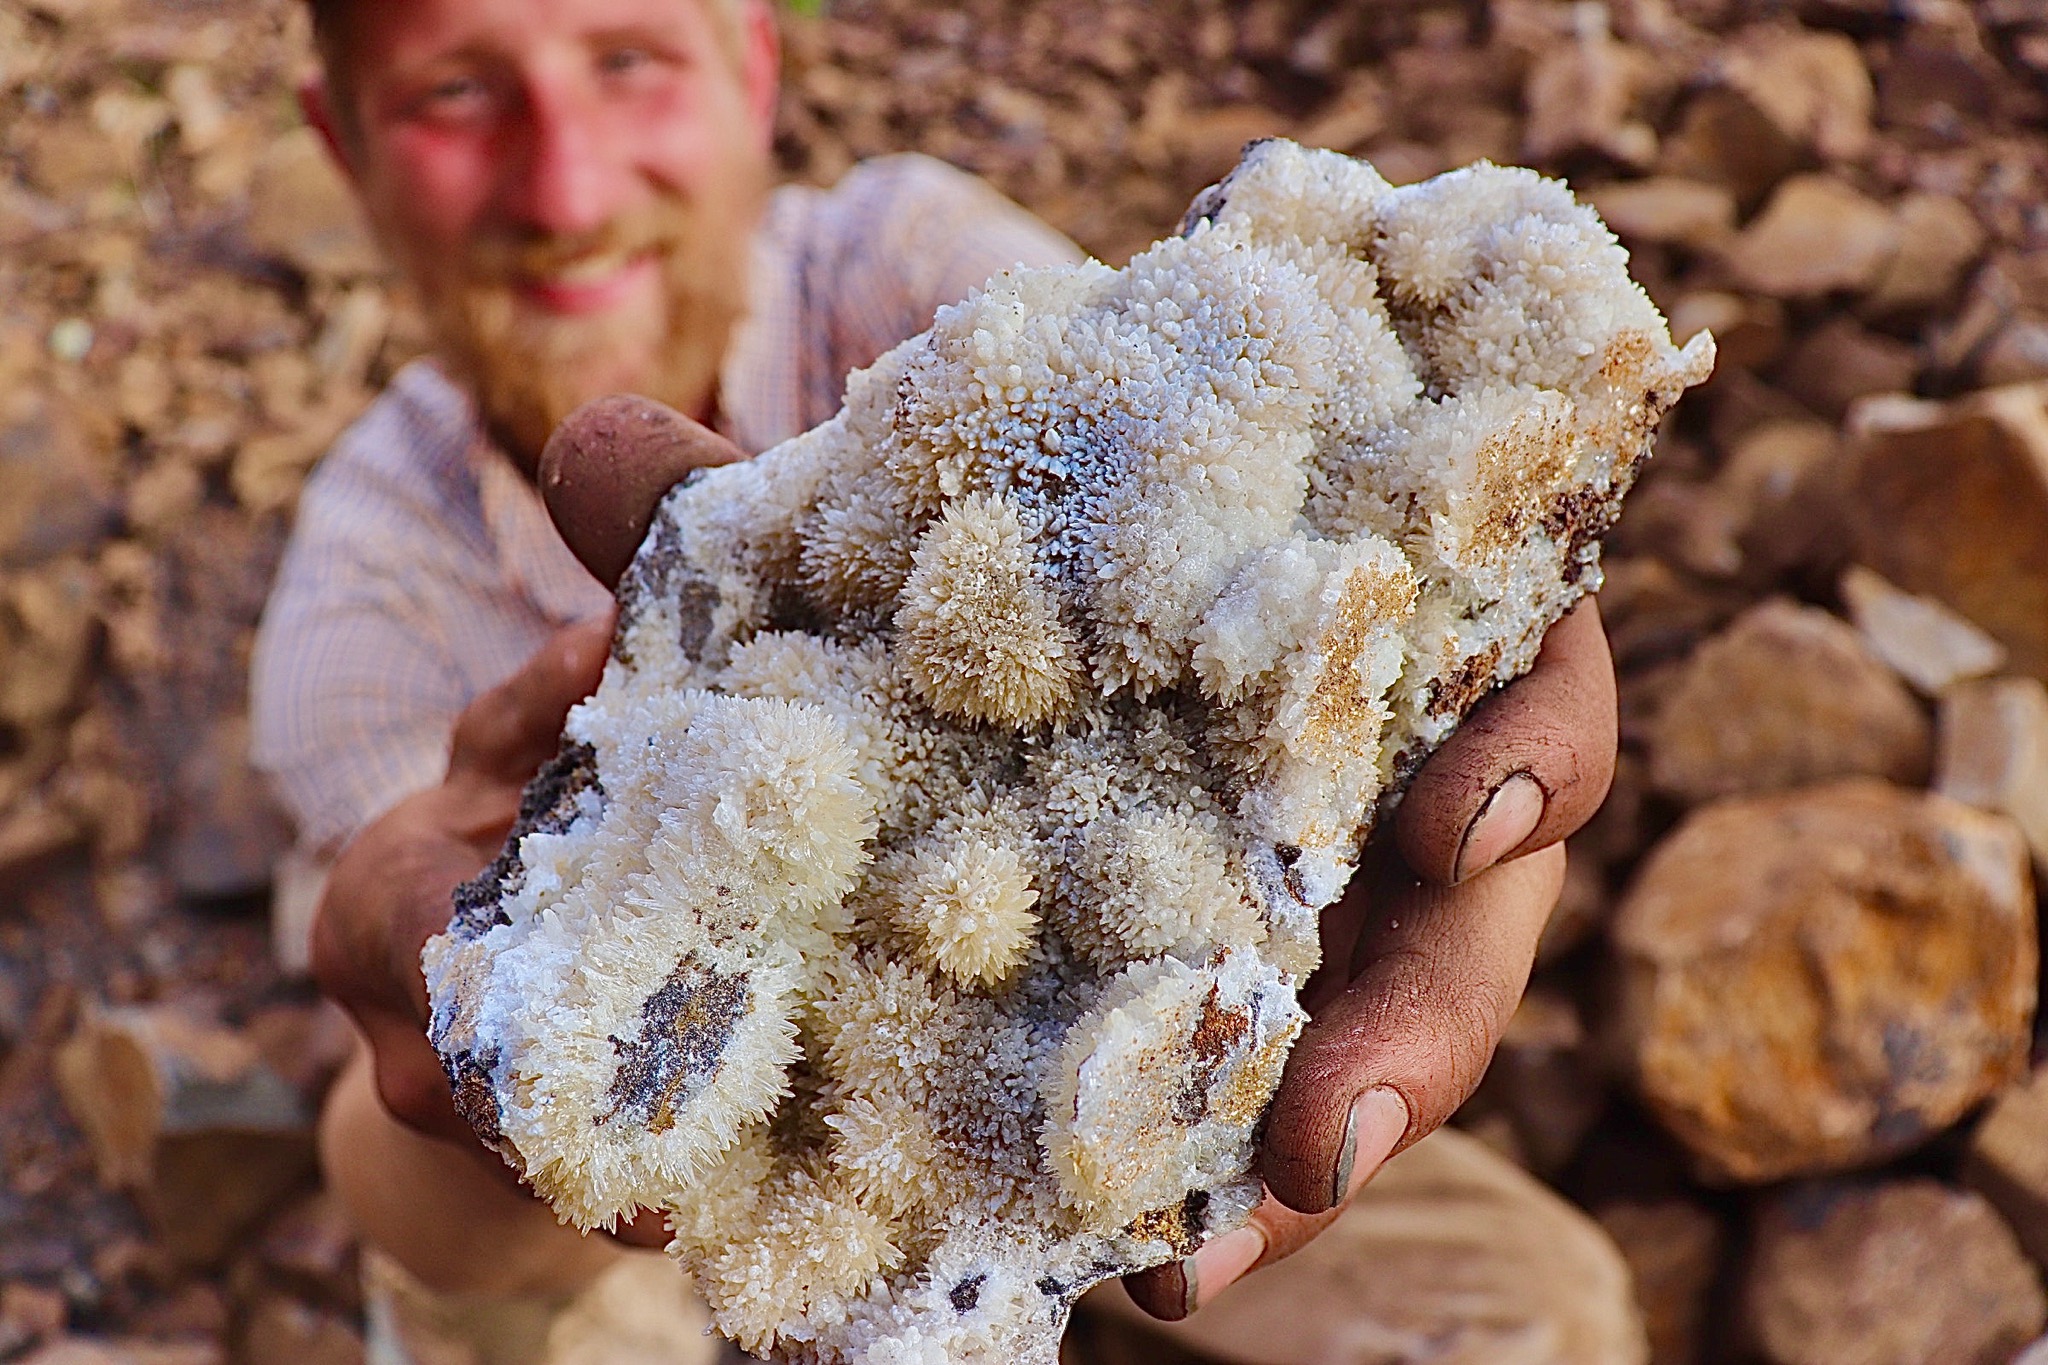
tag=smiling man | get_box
[251,1,1645,1362]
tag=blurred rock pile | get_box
[4,0,2048,1360]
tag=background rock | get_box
[1843,384,2048,682]
[1964,1064,2048,1275]
[1645,600,1932,804]
[1612,780,2035,1185]
[1935,676,2048,871]
[1743,1180,2046,1365]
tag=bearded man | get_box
[250,0,1648,1361]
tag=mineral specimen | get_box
[424,140,1713,1362]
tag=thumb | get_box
[539,395,748,590]
[447,617,614,786]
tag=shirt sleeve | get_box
[808,155,1088,412]
[249,525,468,858]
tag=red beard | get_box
[403,169,768,473]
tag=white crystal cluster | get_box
[425,141,1713,1363]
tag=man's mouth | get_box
[513,250,661,316]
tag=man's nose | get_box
[498,80,627,238]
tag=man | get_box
[250,0,1642,1360]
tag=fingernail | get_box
[1453,772,1545,883]
[1330,1086,1410,1208]
[1183,1225,1265,1314]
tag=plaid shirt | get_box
[251,154,1082,859]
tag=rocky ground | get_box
[4,0,2048,1361]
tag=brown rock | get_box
[1841,383,2048,682]
[1936,677,2048,871]
[164,715,289,900]
[1982,320,2048,388]
[0,559,98,731]
[1,1283,68,1358]
[0,398,118,569]
[1715,419,1839,576]
[1744,1180,2046,1365]
[1664,291,1785,372]
[253,1194,360,1311]
[1522,21,1658,168]
[1964,1063,2048,1274]
[1539,842,1609,964]
[1861,193,1986,318]
[0,797,83,878]
[53,1003,309,1191]
[1585,179,1736,253]
[1841,565,2007,695]
[1463,986,1606,1177]
[1613,780,2036,1185]
[18,1339,222,1365]
[1595,1199,1723,1365]
[236,1296,362,1365]
[52,1002,316,1265]
[1720,175,1900,299]
[1714,24,1875,164]
[1776,318,1918,421]
[1646,600,1931,804]
[1659,87,1801,212]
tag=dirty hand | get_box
[1122,598,1616,1320]
[311,396,741,1241]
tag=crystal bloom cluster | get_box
[425,141,1713,1363]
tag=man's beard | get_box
[407,174,765,474]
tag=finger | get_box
[1396,598,1616,885]
[448,617,615,786]
[539,394,748,590]
[314,801,491,1024]
[1121,1192,1342,1320]
[1260,843,1565,1214]
[360,1009,480,1146]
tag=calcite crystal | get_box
[425,140,1713,1362]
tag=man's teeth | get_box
[541,253,635,287]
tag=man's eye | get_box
[421,76,491,115]
[598,46,654,77]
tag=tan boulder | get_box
[1714,24,1875,164]
[1842,383,2048,681]
[1935,676,2048,869]
[1841,565,2007,695]
[1720,175,1899,298]
[1596,1199,1723,1365]
[1743,1180,2046,1365]
[1964,1063,2048,1274]
[1085,1126,1649,1365]
[1646,599,1931,804]
[1612,780,2035,1184]
[1862,193,1987,317]
[1775,317,1918,420]
[1584,179,1735,253]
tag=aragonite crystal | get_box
[425,140,1714,1363]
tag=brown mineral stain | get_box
[1125,1188,1212,1256]
[1463,397,1578,563]
[602,959,752,1133]
[1299,563,1418,755]
[1173,983,1254,1124]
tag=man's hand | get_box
[1122,599,1615,1320]
[313,616,615,1147]
[311,396,743,1238]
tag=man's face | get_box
[311,0,779,469]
